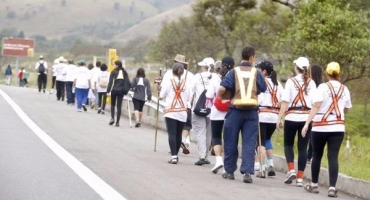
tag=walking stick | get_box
[257,123,265,177]
[154,68,162,152]
[127,95,132,128]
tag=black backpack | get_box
[193,74,211,117]
[38,62,45,73]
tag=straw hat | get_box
[173,54,188,65]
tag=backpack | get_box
[38,62,45,73]
[193,74,211,117]
[99,73,109,88]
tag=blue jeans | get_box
[75,88,89,109]
[223,108,258,175]
[65,82,75,104]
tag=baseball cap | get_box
[214,60,222,69]
[326,62,340,75]
[221,56,235,68]
[39,55,44,59]
[256,61,274,73]
[198,57,215,68]
[293,57,310,69]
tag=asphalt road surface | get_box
[0,86,357,200]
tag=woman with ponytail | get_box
[159,63,192,164]
[107,60,131,127]
[206,56,235,173]
[276,57,316,186]
[255,61,284,178]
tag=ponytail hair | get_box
[328,71,340,81]
[114,60,128,77]
[270,70,278,86]
[302,66,309,95]
[172,63,184,80]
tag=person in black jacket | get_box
[131,68,152,127]
[107,60,131,127]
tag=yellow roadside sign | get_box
[107,49,119,104]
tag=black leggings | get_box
[211,120,224,145]
[259,122,276,147]
[311,131,344,187]
[132,98,145,112]
[284,120,311,171]
[110,90,124,123]
[98,92,107,110]
[165,117,185,156]
[51,76,56,89]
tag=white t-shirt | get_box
[192,72,212,114]
[258,78,284,123]
[75,67,91,89]
[161,69,195,108]
[160,77,192,122]
[35,61,48,75]
[63,64,78,82]
[96,71,110,93]
[312,80,352,132]
[91,67,101,89]
[55,63,67,81]
[205,73,227,120]
[281,75,316,122]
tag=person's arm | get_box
[256,71,267,94]
[106,71,115,94]
[301,101,322,137]
[217,69,234,97]
[276,79,292,131]
[145,78,152,101]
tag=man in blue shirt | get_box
[218,46,266,183]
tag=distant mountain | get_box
[0,0,193,43]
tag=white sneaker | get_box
[211,163,224,174]
[284,171,297,184]
[296,179,303,187]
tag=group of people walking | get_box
[34,55,152,128]
[158,46,351,198]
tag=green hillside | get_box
[0,0,192,41]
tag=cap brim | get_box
[197,61,208,66]
[174,59,188,65]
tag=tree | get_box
[276,0,370,83]
[149,17,223,72]
[192,0,256,56]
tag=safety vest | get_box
[285,77,311,115]
[163,78,187,114]
[259,79,280,114]
[231,66,258,108]
[313,82,345,126]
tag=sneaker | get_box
[181,142,190,154]
[304,183,319,194]
[101,110,105,114]
[296,179,303,187]
[268,166,276,176]
[97,108,101,114]
[77,109,82,112]
[194,158,207,166]
[211,163,224,174]
[168,158,178,164]
[243,173,253,183]
[222,172,235,180]
[135,122,140,127]
[82,105,87,112]
[256,170,267,178]
[328,188,338,197]
[115,123,120,127]
[109,119,115,125]
[284,171,297,184]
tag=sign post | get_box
[106,49,119,104]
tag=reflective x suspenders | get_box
[163,78,187,114]
[285,77,311,115]
[259,79,280,114]
[313,82,345,126]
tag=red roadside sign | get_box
[1,37,35,57]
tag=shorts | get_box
[183,108,192,131]
[132,98,145,112]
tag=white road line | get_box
[0,89,127,200]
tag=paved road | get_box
[0,86,356,200]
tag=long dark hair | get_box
[309,64,323,87]
[136,68,145,78]
[220,56,235,79]
[114,60,128,77]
